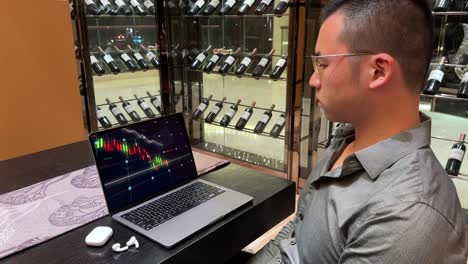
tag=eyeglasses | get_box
[310,52,372,76]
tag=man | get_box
[247,0,468,263]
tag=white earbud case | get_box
[85,226,113,247]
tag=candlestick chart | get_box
[90,117,197,212]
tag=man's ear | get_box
[368,54,394,90]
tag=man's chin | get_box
[321,109,345,123]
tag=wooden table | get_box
[0,141,296,264]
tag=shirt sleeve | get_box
[338,202,464,264]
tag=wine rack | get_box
[423,7,468,180]
[191,96,287,140]
[182,14,290,18]
[193,118,286,139]
[168,0,298,174]
[185,67,288,81]
[71,0,166,132]
[95,94,161,108]
[72,0,303,181]
[432,11,468,16]
[95,93,162,127]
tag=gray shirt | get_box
[248,113,468,264]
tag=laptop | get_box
[89,113,253,248]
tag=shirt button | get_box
[290,239,296,245]
[298,213,304,221]
[276,258,282,264]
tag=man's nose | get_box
[309,71,320,89]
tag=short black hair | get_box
[320,0,434,92]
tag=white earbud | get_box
[112,243,128,252]
[126,236,139,249]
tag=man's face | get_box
[309,13,368,123]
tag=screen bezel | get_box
[88,113,199,215]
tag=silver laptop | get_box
[89,113,253,248]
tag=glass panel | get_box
[80,2,162,130]
[167,0,291,173]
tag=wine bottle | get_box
[193,94,213,119]
[219,0,237,15]
[270,56,287,80]
[134,94,156,118]
[187,0,206,15]
[273,0,289,15]
[179,0,187,9]
[205,97,226,123]
[168,0,178,9]
[237,0,255,15]
[147,91,162,114]
[181,0,193,9]
[203,49,223,72]
[90,55,106,75]
[184,48,201,64]
[129,0,147,15]
[114,46,139,71]
[143,0,156,14]
[254,0,273,15]
[235,48,257,76]
[99,0,119,15]
[119,96,141,122]
[220,99,241,127]
[106,98,128,125]
[423,57,446,95]
[140,44,160,68]
[457,68,468,98]
[254,104,275,133]
[433,0,451,12]
[191,45,213,69]
[127,45,150,70]
[270,113,285,138]
[445,133,466,176]
[174,89,184,105]
[84,0,101,15]
[252,49,275,78]
[114,0,133,14]
[202,0,220,15]
[98,46,121,73]
[170,43,183,65]
[235,101,256,130]
[218,48,241,75]
[96,106,113,128]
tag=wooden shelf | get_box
[420,93,468,103]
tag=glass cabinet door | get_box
[75,0,163,131]
[298,2,323,185]
[424,11,468,207]
[165,0,294,175]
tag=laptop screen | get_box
[89,113,197,213]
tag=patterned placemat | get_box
[0,150,228,259]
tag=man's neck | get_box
[330,107,420,171]
[350,108,421,154]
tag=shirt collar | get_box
[309,112,432,185]
[354,112,432,180]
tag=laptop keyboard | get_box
[121,181,225,231]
